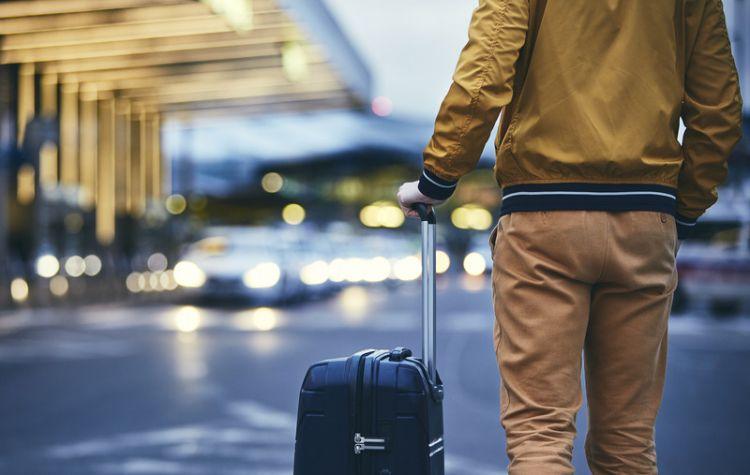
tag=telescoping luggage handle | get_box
[412,203,437,384]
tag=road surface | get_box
[1,276,749,474]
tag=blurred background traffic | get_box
[0,1,748,474]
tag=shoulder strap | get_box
[499,0,548,140]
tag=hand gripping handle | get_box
[412,203,436,224]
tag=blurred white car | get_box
[175,223,459,304]
[277,228,334,299]
[175,228,293,304]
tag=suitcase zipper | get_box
[352,353,368,473]
[354,433,386,454]
[354,352,389,461]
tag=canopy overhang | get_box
[0,0,371,245]
[0,0,372,119]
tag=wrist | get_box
[675,213,698,240]
[417,168,457,201]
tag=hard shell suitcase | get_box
[293,205,444,475]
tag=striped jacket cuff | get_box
[418,169,457,201]
[675,214,698,240]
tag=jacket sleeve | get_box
[678,0,743,238]
[418,0,530,200]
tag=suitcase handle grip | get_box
[412,203,436,224]
[412,203,437,384]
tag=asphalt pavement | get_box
[0,276,749,474]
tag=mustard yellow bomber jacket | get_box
[418,0,743,238]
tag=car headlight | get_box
[300,260,329,286]
[393,255,421,281]
[243,262,281,289]
[174,260,207,288]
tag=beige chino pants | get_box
[490,211,678,474]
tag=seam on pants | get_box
[598,213,611,281]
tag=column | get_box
[114,99,131,215]
[96,95,115,246]
[79,85,97,210]
[59,79,79,188]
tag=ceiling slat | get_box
[2,16,231,50]
[0,3,212,34]
[1,11,289,49]
[48,43,307,74]
[0,0,191,19]
[0,0,368,117]
[0,1,280,33]
[162,91,352,116]
[94,62,333,93]
[119,78,342,104]
[0,24,295,64]
[67,53,323,83]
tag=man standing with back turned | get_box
[397,0,742,473]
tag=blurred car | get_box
[175,222,461,305]
[676,216,750,315]
[175,227,293,304]
[277,226,336,299]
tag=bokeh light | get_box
[233,307,281,332]
[282,203,306,225]
[436,250,451,274]
[261,172,284,193]
[36,254,60,278]
[163,270,178,290]
[83,255,102,276]
[174,260,207,288]
[342,257,367,283]
[359,201,405,228]
[174,306,202,333]
[328,258,348,283]
[393,255,421,281]
[364,256,391,283]
[126,272,145,293]
[451,205,494,230]
[147,253,168,272]
[300,260,329,286]
[49,276,69,297]
[165,194,187,215]
[463,252,488,276]
[243,262,281,289]
[253,307,279,331]
[282,41,309,82]
[149,273,161,291]
[64,255,86,277]
[371,96,393,117]
[10,278,29,303]
[339,286,369,317]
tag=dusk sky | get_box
[323,0,476,120]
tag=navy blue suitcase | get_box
[293,205,445,475]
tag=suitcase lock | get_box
[354,433,386,454]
